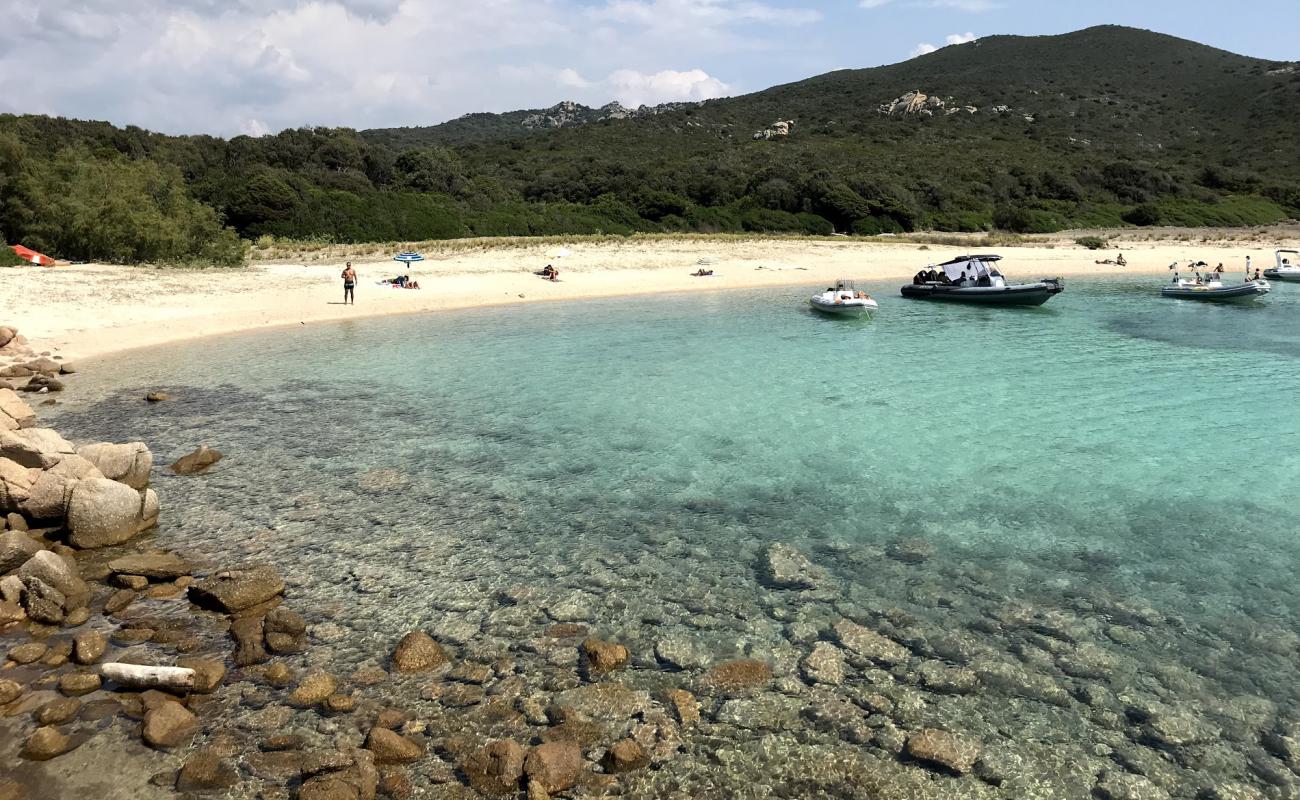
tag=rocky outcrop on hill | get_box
[519,100,703,131]
[878,90,983,117]
[752,120,794,140]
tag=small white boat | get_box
[1264,249,1300,282]
[810,280,878,316]
[1160,262,1270,302]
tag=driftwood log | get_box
[100,662,197,691]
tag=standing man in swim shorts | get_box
[342,262,357,305]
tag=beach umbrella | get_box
[394,251,424,266]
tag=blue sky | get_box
[0,0,1295,136]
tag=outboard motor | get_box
[1041,277,1064,295]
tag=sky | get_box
[0,0,1296,137]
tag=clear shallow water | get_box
[48,276,1300,797]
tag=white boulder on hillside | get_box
[752,120,795,140]
[878,90,981,117]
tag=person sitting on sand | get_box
[540,264,555,278]
[549,266,559,282]
[1116,253,1127,267]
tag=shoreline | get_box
[4,236,1292,364]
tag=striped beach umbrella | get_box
[394,251,424,265]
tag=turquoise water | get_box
[48,276,1300,797]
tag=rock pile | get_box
[752,120,795,140]
[878,90,983,117]
[0,326,75,395]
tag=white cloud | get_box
[606,68,733,106]
[862,0,998,9]
[0,0,789,134]
[911,31,978,58]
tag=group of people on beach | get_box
[339,262,424,304]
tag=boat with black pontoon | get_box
[900,255,1063,306]
[1264,249,1300,282]
[1160,262,1270,302]
[810,279,878,316]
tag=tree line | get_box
[1,113,1296,267]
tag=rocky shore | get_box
[5,321,1300,800]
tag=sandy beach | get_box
[4,233,1296,362]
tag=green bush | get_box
[4,148,245,265]
[993,206,1064,233]
[1122,204,1162,226]
[1075,236,1108,250]
[0,245,23,267]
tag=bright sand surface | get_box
[5,234,1295,362]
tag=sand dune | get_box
[4,235,1291,363]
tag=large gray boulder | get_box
[0,389,35,431]
[0,428,75,469]
[0,530,41,574]
[18,550,90,609]
[76,442,152,490]
[20,455,104,521]
[0,458,33,513]
[67,478,145,549]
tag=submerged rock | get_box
[143,700,199,748]
[464,740,526,796]
[20,726,74,760]
[832,619,910,666]
[1094,770,1172,800]
[175,748,240,793]
[662,688,700,726]
[602,738,650,773]
[800,642,847,686]
[762,543,822,589]
[391,630,448,673]
[365,727,425,765]
[699,659,773,694]
[905,729,980,775]
[188,565,284,613]
[171,446,222,476]
[581,637,629,676]
[523,741,583,794]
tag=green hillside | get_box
[1,26,1297,265]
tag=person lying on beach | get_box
[692,269,714,276]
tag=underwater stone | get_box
[391,631,448,673]
[905,729,980,775]
[800,642,846,686]
[762,543,823,589]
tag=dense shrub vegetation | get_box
[0,26,1296,265]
